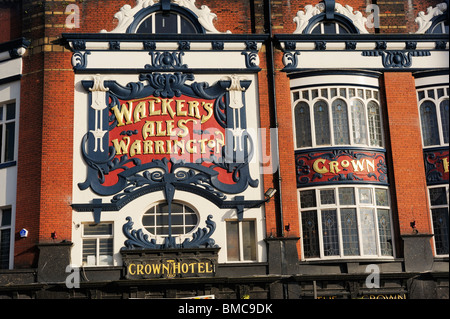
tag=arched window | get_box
[367,101,383,147]
[142,202,199,236]
[294,101,312,148]
[309,20,351,34]
[293,1,368,34]
[126,2,205,34]
[440,99,449,143]
[331,99,350,145]
[351,99,367,145]
[314,100,330,145]
[420,101,440,146]
[135,11,198,34]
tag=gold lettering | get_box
[176,100,187,116]
[128,264,136,275]
[166,120,175,136]
[177,119,190,137]
[144,264,152,274]
[188,100,201,119]
[149,97,161,116]
[152,263,161,274]
[198,139,209,154]
[162,263,170,274]
[351,159,365,172]
[313,158,328,174]
[136,264,144,275]
[181,263,189,273]
[130,140,142,156]
[161,98,175,118]
[366,159,375,172]
[111,136,130,155]
[443,157,449,173]
[155,121,166,136]
[205,262,213,273]
[154,140,165,154]
[142,120,155,139]
[143,140,154,154]
[173,140,185,154]
[187,139,197,154]
[329,161,340,174]
[111,103,133,127]
[201,102,213,124]
[341,160,350,168]
[198,262,205,273]
[134,101,147,123]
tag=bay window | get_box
[299,185,394,259]
[293,86,383,149]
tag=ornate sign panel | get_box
[424,147,449,185]
[295,148,388,187]
[78,73,258,204]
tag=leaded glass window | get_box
[294,102,312,148]
[332,99,350,145]
[440,99,449,144]
[428,186,449,256]
[321,210,339,256]
[301,210,320,258]
[340,208,359,256]
[351,99,367,145]
[420,101,440,146]
[367,101,383,147]
[417,86,449,147]
[360,208,377,255]
[314,100,330,145]
[292,87,383,149]
[299,186,393,259]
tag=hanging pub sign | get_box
[295,149,388,187]
[424,148,449,185]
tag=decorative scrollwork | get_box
[122,214,218,250]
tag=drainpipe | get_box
[263,0,284,237]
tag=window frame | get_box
[81,222,114,267]
[142,201,200,237]
[417,85,449,148]
[292,86,384,150]
[126,3,205,34]
[0,207,12,269]
[298,185,394,261]
[0,100,17,165]
[428,185,449,257]
[303,12,360,34]
[225,219,258,262]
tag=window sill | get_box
[0,161,16,169]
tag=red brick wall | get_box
[383,72,432,235]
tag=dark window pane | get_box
[155,13,178,33]
[432,208,449,255]
[341,208,359,256]
[301,210,320,258]
[300,190,316,208]
[321,209,339,256]
[5,122,15,162]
